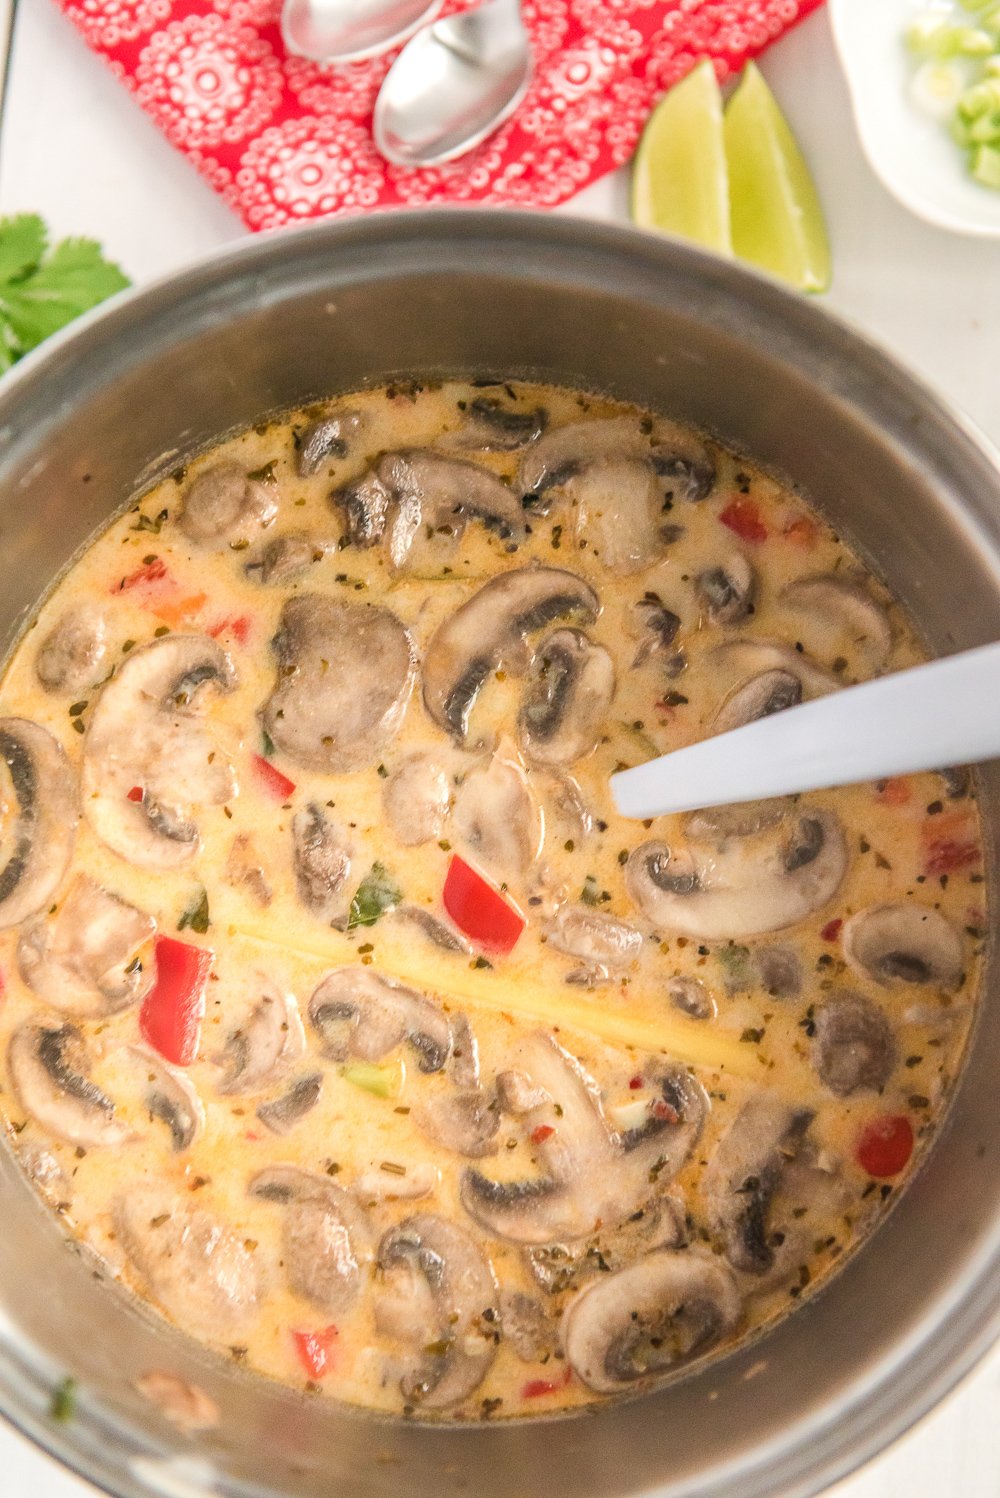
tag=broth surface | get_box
[0,381,983,1421]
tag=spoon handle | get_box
[610,639,1000,820]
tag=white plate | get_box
[829,0,1000,236]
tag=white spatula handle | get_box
[610,639,1000,821]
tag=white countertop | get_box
[1,3,999,1493]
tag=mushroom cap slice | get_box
[812,990,896,1097]
[780,574,892,676]
[413,1089,501,1158]
[309,967,452,1073]
[256,1073,323,1135]
[546,905,643,983]
[18,875,155,1017]
[461,1033,706,1244]
[9,1023,128,1148]
[452,743,543,881]
[625,810,848,941]
[250,1166,373,1312]
[215,977,306,1094]
[117,1189,260,1341]
[843,904,964,989]
[573,459,674,575]
[383,754,451,847]
[297,408,365,477]
[292,803,351,918]
[82,635,236,871]
[705,1095,817,1276]
[518,417,714,507]
[709,641,838,734]
[35,605,108,695]
[127,1044,204,1152]
[444,397,547,452]
[422,566,600,745]
[0,718,78,930]
[562,1249,741,1393]
[180,462,277,546]
[376,1214,499,1409]
[378,450,526,563]
[519,628,615,766]
[263,595,415,773]
[696,555,755,626]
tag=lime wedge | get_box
[630,59,733,255]
[723,62,831,293]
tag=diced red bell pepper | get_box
[117,557,170,592]
[209,614,252,646]
[442,855,525,955]
[874,777,911,806]
[820,918,843,942]
[719,497,767,543]
[530,1124,555,1145]
[251,752,296,801]
[521,1367,572,1399]
[629,1075,643,1090]
[139,936,213,1067]
[856,1114,914,1178]
[781,514,819,549]
[292,1326,338,1381]
[923,838,980,876]
[127,785,144,803]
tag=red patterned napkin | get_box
[55,0,824,230]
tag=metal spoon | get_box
[610,640,1000,820]
[281,0,442,66]
[373,0,532,168]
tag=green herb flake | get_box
[261,728,276,758]
[247,460,277,483]
[177,887,210,934]
[580,875,600,906]
[50,1376,77,1423]
[347,862,402,930]
[0,215,129,373]
[131,508,168,534]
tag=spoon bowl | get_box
[373,0,532,168]
[281,0,442,66]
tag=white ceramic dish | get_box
[830,0,1000,236]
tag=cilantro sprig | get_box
[0,214,130,373]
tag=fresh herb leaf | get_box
[347,862,402,930]
[261,727,276,759]
[178,887,211,934]
[0,219,129,371]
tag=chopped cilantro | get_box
[347,862,402,930]
[178,887,210,934]
[0,216,129,372]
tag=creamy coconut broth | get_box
[0,381,984,1421]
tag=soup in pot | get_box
[0,381,983,1420]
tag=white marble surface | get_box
[1,2,999,1493]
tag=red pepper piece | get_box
[127,785,144,803]
[117,557,170,592]
[856,1114,914,1178]
[140,936,213,1067]
[781,514,818,548]
[521,1367,572,1399]
[442,855,525,955]
[628,1075,643,1090]
[874,777,911,806]
[820,918,842,942]
[209,614,252,646]
[719,497,767,543]
[292,1326,338,1381]
[923,838,980,876]
[251,752,296,801]
[652,1099,679,1123]
[531,1124,555,1145]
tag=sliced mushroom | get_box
[630,594,682,668]
[376,1214,499,1408]
[812,991,895,1097]
[524,1196,685,1294]
[536,768,595,842]
[519,628,615,766]
[414,1089,501,1158]
[452,744,542,881]
[118,1189,260,1340]
[562,1249,740,1394]
[709,641,838,734]
[128,1045,204,1152]
[309,967,452,1073]
[545,905,642,984]
[383,754,450,846]
[626,810,847,941]
[9,1023,128,1148]
[250,1166,373,1313]
[391,904,472,954]
[35,605,108,694]
[461,1033,706,1244]
[297,408,365,476]
[518,417,714,508]
[498,1290,555,1362]
[292,803,351,919]
[0,718,78,929]
[216,978,306,1094]
[355,1162,441,1202]
[666,975,716,1020]
[225,832,272,908]
[705,1095,820,1276]
[780,575,892,676]
[256,1073,323,1134]
[180,462,277,546]
[696,555,755,625]
[573,459,675,574]
[754,945,803,1000]
[82,636,236,871]
[262,596,415,773]
[17,876,154,1017]
[422,567,600,745]
[332,450,524,567]
[842,904,964,989]
[249,532,329,586]
[445,397,548,452]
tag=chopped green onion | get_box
[973,140,1000,183]
[341,1061,402,1099]
[910,60,966,119]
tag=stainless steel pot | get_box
[0,212,997,1498]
